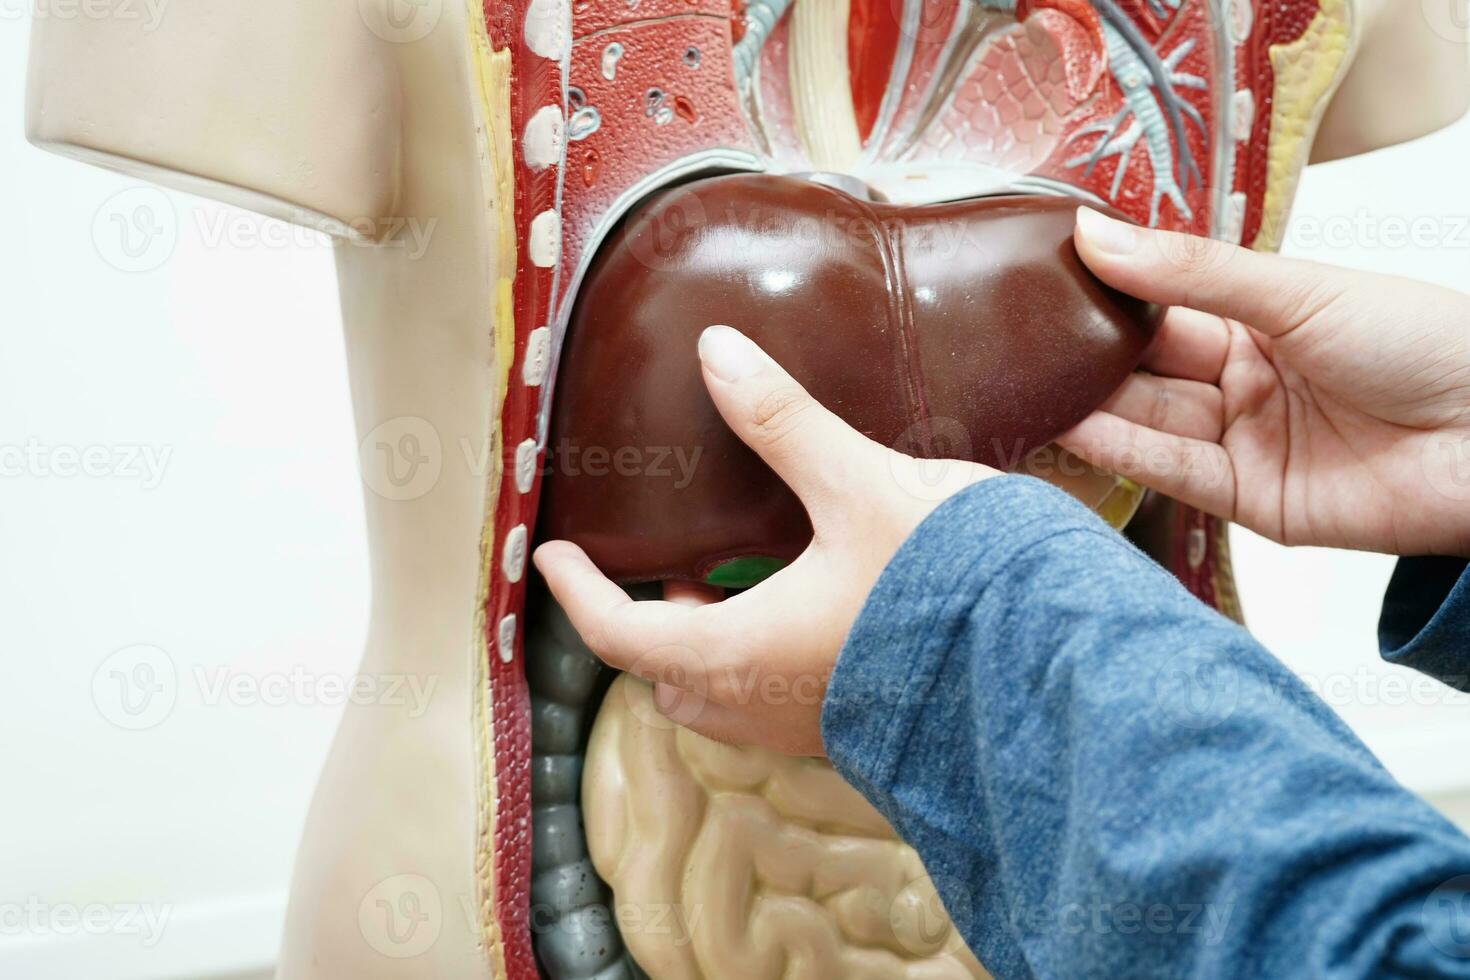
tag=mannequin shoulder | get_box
[1311,0,1469,162]
[26,2,403,236]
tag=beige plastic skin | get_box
[23,1,1463,978]
[30,4,505,979]
[1311,0,1470,163]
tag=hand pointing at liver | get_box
[534,325,998,756]
[1061,207,1470,558]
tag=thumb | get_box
[1073,206,1347,339]
[696,325,883,508]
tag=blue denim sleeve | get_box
[1380,557,1470,692]
[821,476,1470,980]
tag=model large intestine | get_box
[25,0,1463,977]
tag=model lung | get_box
[539,173,1162,583]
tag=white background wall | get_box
[1,6,364,979]
[2,5,1469,979]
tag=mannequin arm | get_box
[1311,0,1470,162]
[25,4,402,237]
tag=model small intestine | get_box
[584,676,988,980]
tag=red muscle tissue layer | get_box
[848,0,902,140]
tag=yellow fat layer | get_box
[465,7,518,977]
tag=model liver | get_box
[539,174,1161,583]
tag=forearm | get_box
[822,477,1470,978]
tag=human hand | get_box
[533,325,998,755]
[1059,207,1470,557]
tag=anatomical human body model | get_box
[531,169,1164,975]
[23,0,1467,977]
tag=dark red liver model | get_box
[539,174,1162,583]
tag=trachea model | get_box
[26,0,1441,975]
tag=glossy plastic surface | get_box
[540,174,1162,582]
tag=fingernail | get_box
[533,540,583,570]
[698,325,766,382]
[1076,206,1137,255]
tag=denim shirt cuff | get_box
[1379,556,1470,693]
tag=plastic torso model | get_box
[25,0,1467,977]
